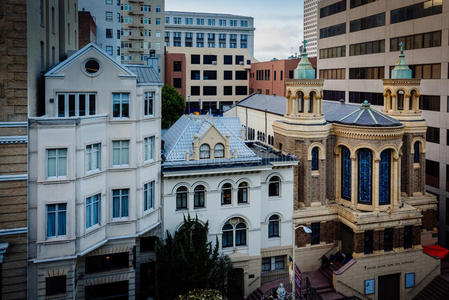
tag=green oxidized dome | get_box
[294,40,316,80]
[391,42,412,79]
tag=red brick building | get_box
[249,57,317,96]
[78,11,97,49]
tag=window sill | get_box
[38,236,75,245]
[311,170,320,177]
[46,293,68,300]
[193,207,206,210]
[176,208,188,212]
[110,218,131,224]
[85,169,101,177]
[268,196,281,200]
[268,236,280,240]
[143,159,156,167]
[237,203,250,206]
[143,115,155,119]
[143,208,156,216]
[110,165,131,170]
[85,224,102,235]
[413,163,420,169]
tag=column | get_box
[292,95,298,116]
[392,156,399,208]
[351,156,357,209]
[373,158,380,212]
[304,95,310,115]
[287,95,292,115]
[391,95,397,112]
[334,150,341,202]
[404,94,410,113]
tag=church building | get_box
[225,42,440,299]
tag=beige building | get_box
[226,48,440,299]
[316,0,449,247]
[165,46,252,113]
[0,0,77,299]
[120,0,165,79]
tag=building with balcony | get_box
[161,114,298,298]
[28,43,162,299]
[165,11,255,57]
[165,46,253,114]
[316,0,449,247]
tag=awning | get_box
[423,245,449,259]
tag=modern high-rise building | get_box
[78,0,165,79]
[0,0,78,299]
[78,0,121,62]
[316,0,449,247]
[303,0,323,57]
[164,11,255,57]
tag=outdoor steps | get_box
[320,261,344,283]
[247,287,263,300]
[413,275,449,300]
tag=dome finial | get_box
[391,43,412,79]
[400,41,404,55]
[302,40,307,53]
[362,100,371,108]
[294,40,315,79]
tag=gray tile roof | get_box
[237,94,402,127]
[125,65,162,85]
[162,115,260,165]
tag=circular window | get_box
[84,59,100,75]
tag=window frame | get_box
[46,148,68,179]
[221,183,232,205]
[194,185,206,208]
[86,143,101,173]
[238,182,249,204]
[144,92,154,116]
[86,194,101,229]
[176,186,188,210]
[144,181,155,211]
[112,188,129,219]
[268,215,280,238]
[199,144,210,159]
[112,93,130,119]
[144,136,155,162]
[112,140,130,167]
[46,203,67,238]
[268,176,280,197]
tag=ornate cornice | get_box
[286,79,324,87]
[382,78,421,86]
[333,123,404,140]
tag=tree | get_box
[162,84,185,129]
[156,215,232,300]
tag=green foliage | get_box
[176,289,222,300]
[161,84,185,129]
[156,215,232,300]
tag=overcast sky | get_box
[165,0,304,61]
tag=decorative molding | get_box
[333,124,404,140]
[0,174,27,181]
[0,136,27,144]
[0,227,27,236]
[0,122,27,128]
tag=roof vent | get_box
[339,98,345,104]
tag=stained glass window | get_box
[379,149,391,205]
[414,141,420,163]
[358,149,372,204]
[312,147,319,171]
[341,146,351,200]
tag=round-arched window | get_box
[84,59,100,75]
[199,144,210,159]
[268,215,280,238]
[238,182,248,204]
[268,176,280,197]
[194,185,205,208]
[214,143,225,158]
[176,186,188,210]
[221,183,232,205]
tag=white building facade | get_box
[303,0,324,57]
[161,115,297,298]
[165,11,255,57]
[28,44,162,299]
[78,0,122,62]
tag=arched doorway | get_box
[228,268,244,300]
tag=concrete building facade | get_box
[78,0,122,62]
[225,48,440,299]
[161,115,298,298]
[303,0,324,57]
[165,46,252,114]
[28,43,162,299]
[316,0,449,247]
[164,11,255,57]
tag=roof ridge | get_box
[366,109,378,125]
[338,108,360,122]
[164,115,191,159]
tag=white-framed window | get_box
[144,136,155,162]
[47,148,67,178]
[105,46,113,55]
[199,144,210,159]
[214,143,224,158]
[86,194,100,228]
[112,140,129,166]
[268,176,280,197]
[112,188,129,218]
[105,11,113,22]
[112,93,129,118]
[144,92,154,116]
[156,6,161,13]
[268,215,280,238]
[222,218,247,248]
[156,18,160,25]
[46,203,67,238]
[262,256,285,273]
[86,143,101,172]
[144,181,154,211]
[56,93,97,117]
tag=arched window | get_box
[199,144,210,159]
[238,182,248,204]
[379,149,391,205]
[298,92,304,113]
[309,92,314,113]
[341,146,351,201]
[235,222,247,246]
[414,141,420,163]
[222,223,233,248]
[311,147,319,171]
[176,186,188,209]
[397,90,404,110]
[358,149,372,204]
[194,185,205,208]
[222,219,247,248]
[268,215,280,238]
[221,183,232,205]
[410,90,416,111]
[268,176,280,197]
[214,143,225,158]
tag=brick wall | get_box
[354,232,364,254]
[165,52,186,99]
[0,0,28,122]
[78,11,96,49]
[422,209,437,231]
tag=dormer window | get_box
[199,144,210,159]
[214,143,224,158]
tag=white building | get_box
[28,43,162,299]
[78,0,122,62]
[303,0,324,57]
[161,115,298,298]
[165,11,255,57]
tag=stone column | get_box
[334,150,341,202]
[373,157,380,212]
[404,94,410,113]
[391,95,397,112]
[393,156,399,208]
[287,94,292,115]
[292,95,298,116]
[304,95,310,114]
[351,156,357,209]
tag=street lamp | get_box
[292,224,311,300]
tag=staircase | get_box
[413,275,449,300]
[247,287,263,300]
[319,261,344,284]
[303,269,345,300]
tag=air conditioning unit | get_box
[239,61,244,65]
[212,61,217,65]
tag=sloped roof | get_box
[162,115,260,165]
[237,94,402,127]
[125,65,162,85]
